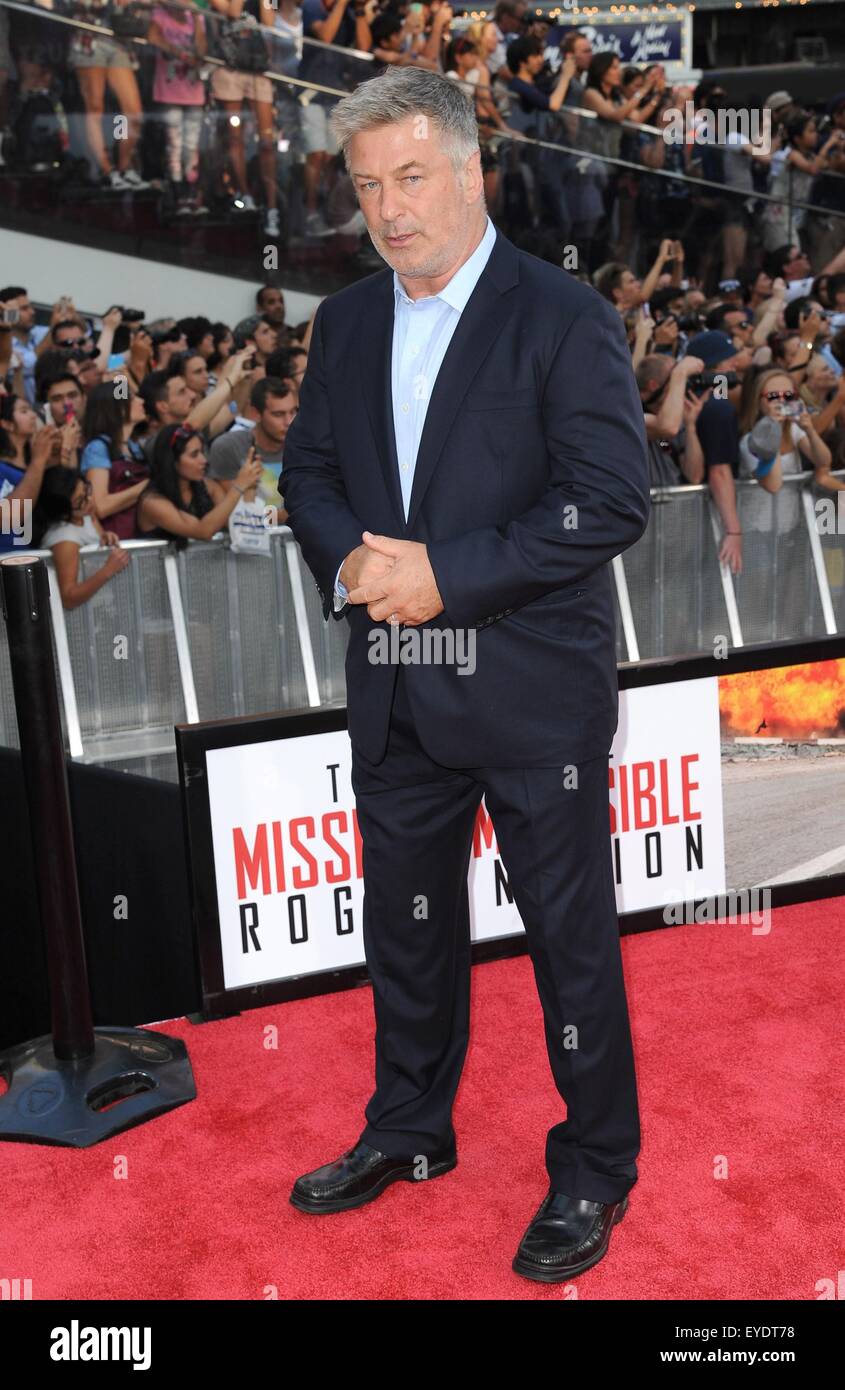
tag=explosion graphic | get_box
[718,659,845,739]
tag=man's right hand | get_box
[339,541,396,599]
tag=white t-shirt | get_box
[42,515,101,549]
[738,420,806,533]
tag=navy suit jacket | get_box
[282,228,651,768]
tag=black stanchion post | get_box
[2,555,94,1061]
[0,556,196,1147]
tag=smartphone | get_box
[1,307,20,326]
[641,301,650,318]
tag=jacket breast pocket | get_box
[465,386,538,412]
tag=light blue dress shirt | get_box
[334,214,498,611]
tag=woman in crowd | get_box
[799,354,845,437]
[0,391,38,465]
[445,30,509,211]
[578,54,662,260]
[0,401,58,551]
[208,0,282,238]
[80,382,150,538]
[147,0,209,216]
[35,468,130,608]
[136,422,261,544]
[68,0,148,189]
[738,367,832,497]
[763,115,845,253]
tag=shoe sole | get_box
[289,1154,457,1215]
[511,1194,629,1283]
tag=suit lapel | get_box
[359,270,406,533]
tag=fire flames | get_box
[718,659,845,739]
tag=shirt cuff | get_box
[333,564,348,613]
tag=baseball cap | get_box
[685,331,737,369]
[764,90,794,112]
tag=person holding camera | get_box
[136,422,262,544]
[763,115,845,253]
[636,352,709,486]
[738,368,832,499]
[0,286,51,403]
[207,375,296,518]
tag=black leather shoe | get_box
[512,1189,630,1282]
[290,1139,457,1214]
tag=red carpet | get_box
[3,897,844,1300]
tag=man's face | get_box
[805,300,831,341]
[573,38,592,72]
[259,392,298,446]
[349,115,483,286]
[46,379,83,426]
[720,348,753,377]
[784,245,811,280]
[183,355,209,397]
[164,375,193,421]
[54,324,87,349]
[76,358,100,392]
[640,364,671,407]
[724,308,753,344]
[10,295,35,330]
[259,288,286,325]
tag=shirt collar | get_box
[393,215,497,313]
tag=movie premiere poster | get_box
[204,676,727,990]
[718,658,845,891]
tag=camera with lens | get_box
[688,369,739,393]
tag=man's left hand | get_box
[347,531,445,625]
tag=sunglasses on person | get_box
[764,390,799,402]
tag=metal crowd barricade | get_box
[613,470,845,663]
[2,478,845,777]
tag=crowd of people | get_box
[1,1,845,284]
[3,225,845,605]
[0,283,307,604]
[3,3,845,605]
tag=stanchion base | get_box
[0,1026,196,1147]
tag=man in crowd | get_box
[207,376,297,517]
[0,284,49,403]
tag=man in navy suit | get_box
[282,67,650,1282]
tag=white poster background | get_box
[206,679,726,991]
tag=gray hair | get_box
[329,68,480,176]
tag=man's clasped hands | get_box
[340,532,444,626]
